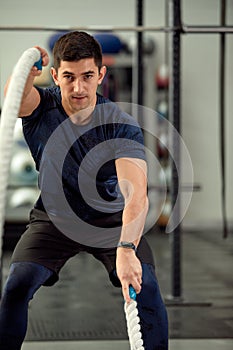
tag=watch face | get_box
[127,243,134,248]
[117,241,136,251]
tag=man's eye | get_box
[64,75,74,81]
[84,74,93,80]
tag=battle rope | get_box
[0,47,42,294]
[124,286,144,350]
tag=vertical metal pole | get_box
[168,0,182,300]
[136,0,144,108]
[219,0,228,238]
[132,0,144,122]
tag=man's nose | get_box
[73,79,82,93]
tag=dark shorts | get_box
[11,208,155,286]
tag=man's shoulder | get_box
[95,93,138,126]
[36,85,61,106]
[96,93,111,105]
[22,86,63,124]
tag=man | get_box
[0,31,168,349]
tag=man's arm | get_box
[4,46,49,117]
[115,157,149,303]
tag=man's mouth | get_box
[72,95,86,100]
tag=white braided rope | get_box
[0,47,41,268]
[124,299,145,350]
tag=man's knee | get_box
[2,262,50,302]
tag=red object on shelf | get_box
[155,63,169,89]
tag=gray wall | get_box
[0,0,232,230]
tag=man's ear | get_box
[98,65,107,85]
[50,67,59,86]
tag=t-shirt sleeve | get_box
[112,119,146,161]
[21,86,59,127]
[20,86,45,122]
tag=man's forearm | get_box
[119,196,149,246]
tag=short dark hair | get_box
[53,31,103,71]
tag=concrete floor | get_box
[21,339,233,350]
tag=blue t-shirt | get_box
[22,86,146,226]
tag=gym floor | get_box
[20,339,233,350]
[2,226,233,350]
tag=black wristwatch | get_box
[117,241,137,252]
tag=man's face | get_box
[51,58,106,117]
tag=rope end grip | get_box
[129,285,137,300]
[34,57,42,70]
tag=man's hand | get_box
[116,247,142,303]
[13,46,50,117]
[31,46,50,76]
